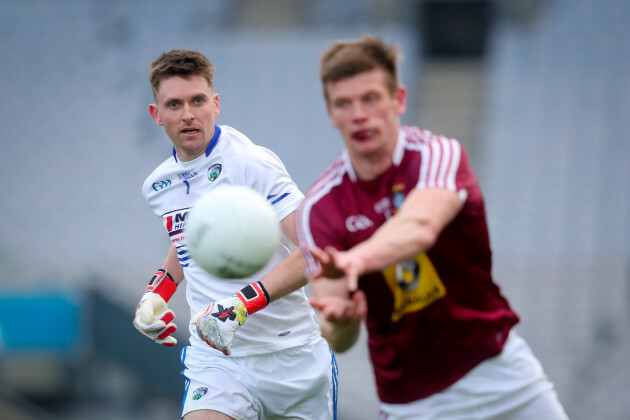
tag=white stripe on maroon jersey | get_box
[417,135,461,191]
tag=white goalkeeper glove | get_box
[191,281,270,356]
[133,269,178,346]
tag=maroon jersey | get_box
[296,126,519,404]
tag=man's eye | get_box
[335,100,350,109]
[168,102,179,109]
[194,97,206,104]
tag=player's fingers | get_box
[158,309,175,325]
[190,308,204,324]
[142,319,168,335]
[157,336,177,346]
[308,265,324,281]
[309,297,326,310]
[323,246,340,260]
[309,246,329,264]
[157,322,177,340]
[346,267,359,292]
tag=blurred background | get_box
[0,0,628,418]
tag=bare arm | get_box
[161,244,185,284]
[312,187,464,290]
[257,211,308,301]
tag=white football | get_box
[185,185,280,279]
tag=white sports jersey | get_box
[142,125,321,357]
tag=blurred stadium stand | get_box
[0,0,628,418]
[0,289,184,419]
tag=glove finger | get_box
[156,335,178,346]
[138,318,168,335]
[158,309,175,325]
[133,318,154,337]
[157,322,177,340]
[190,308,204,324]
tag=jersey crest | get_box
[382,253,446,322]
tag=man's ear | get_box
[396,86,407,116]
[149,104,163,126]
[213,93,220,117]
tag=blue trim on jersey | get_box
[267,192,291,205]
[330,347,339,420]
[172,125,222,162]
[180,346,190,415]
[205,125,221,156]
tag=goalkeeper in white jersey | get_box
[132,49,337,420]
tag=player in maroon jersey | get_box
[295,35,569,419]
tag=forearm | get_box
[259,248,307,302]
[161,244,185,284]
[349,188,463,273]
[351,216,436,273]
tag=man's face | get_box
[325,68,406,159]
[149,75,220,162]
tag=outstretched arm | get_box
[311,187,464,290]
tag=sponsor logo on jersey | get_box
[207,164,222,181]
[166,211,188,241]
[164,210,191,267]
[177,171,198,181]
[382,253,446,322]
[152,179,172,191]
[192,387,208,400]
[345,215,374,232]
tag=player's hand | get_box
[134,292,178,346]
[191,295,248,356]
[310,290,367,326]
[133,269,179,346]
[309,246,365,291]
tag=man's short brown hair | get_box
[319,35,401,102]
[149,49,215,100]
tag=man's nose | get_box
[182,103,194,121]
[351,102,367,120]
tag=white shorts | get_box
[378,331,568,420]
[181,337,338,419]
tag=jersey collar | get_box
[345,129,406,182]
[172,125,222,163]
[392,128,406,166]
